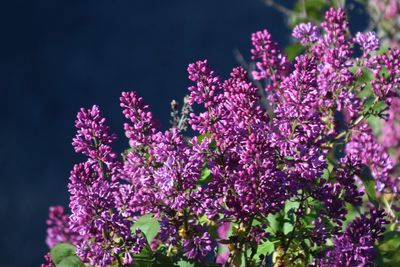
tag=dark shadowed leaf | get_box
[356,164,379,208]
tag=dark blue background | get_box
[0,0,293,265]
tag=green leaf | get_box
[233,251,243,267]
[133,246,155,267]
[283,222,294,235]
[376,44,389,55]
[132,214,161,244]
[376,231,400,265]
[290,0,328,26]
[197,133,211,144]
[134,258,154,267]
[57,256,85,267]
[199,167,212,183]
[50,243,76,265]
[177,259,195,267]
[152,251,175,267]
[356,165,379,207]
[267,211,286,234]
[367,115,382,136]
[254,241,275,261]
[284,43,304,61]
[267,213,280,234]
[284,200,300,214]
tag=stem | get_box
[300,0,307,19]
[244,243,249,266]
[183,208,189,233]
[233,48,273,116]
[281,192,306,265]
[227,217,254,266]
[263,0,293,17]
[115,254,123,267]
[263,0,319,23]
[331,96,380,144]
[244,217,254,266]
[93,136,109,180]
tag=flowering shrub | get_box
[43,8,399,267]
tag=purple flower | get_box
[334,155,364,206]
[45,206,81,248]
[187,65,291,220]
[314,181,347,223]
[309,216,330,246]
[355,31,380,53]
[183,232,212,260]
[187,59,221,107]
[313,8,352,67]
[316,209,388,266]
[41,253,55,267]
[68,106,145,266]
[42,7,399,266]
[250,29,290,84]
[72,105,116,160]
[369,48,400,104]
[381,97,400,149]
[346,123,395,192]
[292,22,320,46]
[120,91,156,147]
[69,161,143,267]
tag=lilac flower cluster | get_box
[251,29,290,92]
[314,209,388,266]
[41,253,54,267]
[43,7,397,267]
[45,206,80,248]
[120,91,213,260]
[368,48,400,105]
[188,63,291,221]
[70,106,146,266]
[292,22,320,46]
[355,31,380,54]
[346,123,396,192]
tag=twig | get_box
[264,0,322,24]
[300,0,307,19]
[281,192,306,264]
[263,0,293,17]
[233,48,274,116]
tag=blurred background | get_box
[0,0,295,265]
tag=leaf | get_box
[197,133,211,144]
[153,252,175,267]
[284,43,304,61]
[198,167,212,184]
[356,165,379,207]
[177,260,195,267]
[134,258,154,267]
[376,231,400,265]
[367,116,382,136]
[376,44,389,55]
[57,255,85,267]
[233,251,243,267]
[290,0,328,26]
[284,201,299,213]
[132,214,161,244]
[254,241,275,261]
[133,246,155,267]
[283,223,294,235]
[267,212,284,234]
[50,243,76,265]
[283,200,299,233]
